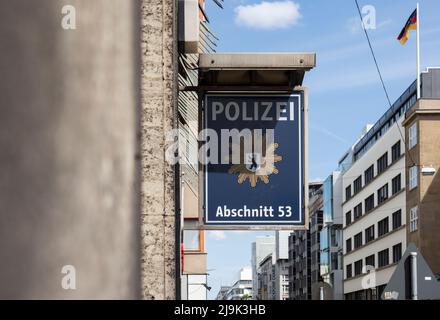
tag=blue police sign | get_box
[203,93,305,227]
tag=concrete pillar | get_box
[0,0,141,299]
[140,0,179,299]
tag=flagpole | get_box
[416,2,421,99]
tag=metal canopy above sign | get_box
[202,93,307,229]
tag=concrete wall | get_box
[140,0,178,299]
[0,0,141,299]
[405,99,440,276]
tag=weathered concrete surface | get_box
[0,0,141,299]
[140,0,178,299]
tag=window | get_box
[377,184,389,204]
[409,123,417,149]
[354,176,362,194]
[392,210,402,230]
[410,206,418,232]
[378,249,389,268]
[345,186,352,201]
[393,243,402,263]
[392,174,401,195]
[354,232,362,249]
[377,152,388,175]
[409,166,418,190]
[365,194,374,212]
[354,203,363,220]
[365,165,374,185]
[378,217,389,237]
[183,230,200,251]
[346,238,352,253]
[391,141,401,162]
[365,225,375,243]
[365,254,375,268]
[346,264,352,279]
[354,260,363,276]
[345,211,352,226]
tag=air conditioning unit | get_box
[178,0,199,54]
[421,166,436,175]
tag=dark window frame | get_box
[392,210,402,230]
[365,194,375,213]
[345,186,352,201]
[354,260,363,276]
[378,217,389,237]
[346,264,352,279]
[377,152,388,175]
[365,254,375,268]
[392,174,402,195]
[345,211,352,226]
[354,232,363,249]
[378,249,389,268]
[377,183,389,204]
[346,238,352,253]
[364,165,374,185]
[392,243,402,263]
[354,176,362,194]
[354,203,363,220]
[391,140,401,162]
[365,225,375,243]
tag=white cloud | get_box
[235,1,301,30]
[208,230,227,240]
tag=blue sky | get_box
[203,0,440,299]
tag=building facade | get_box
[274,231,291,300]
[258,254,276,300]
[403,95,440,277]
[251,236,276,299]
[288,182,323,300]
[342,83,416,300]
[343,69,440,300]
[320,172,344,299]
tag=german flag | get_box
[397,9,417,45]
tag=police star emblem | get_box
[228,134,282,188]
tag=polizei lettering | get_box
[211,101,295,121]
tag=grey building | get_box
[251,236,275,299]
[289,182,323,300]
[258,254,276,300]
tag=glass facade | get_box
[323,175,333,225]
[320,227,330,277]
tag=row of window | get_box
[346,210,402,253]
[346,243,402,279]
[345,141,402,202]
[353,93,416,162]
[345,174,402,226]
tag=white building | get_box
[274,231,290,300]
[342,86,416,299]
[251,235,275,299]
[224,267,253,300]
